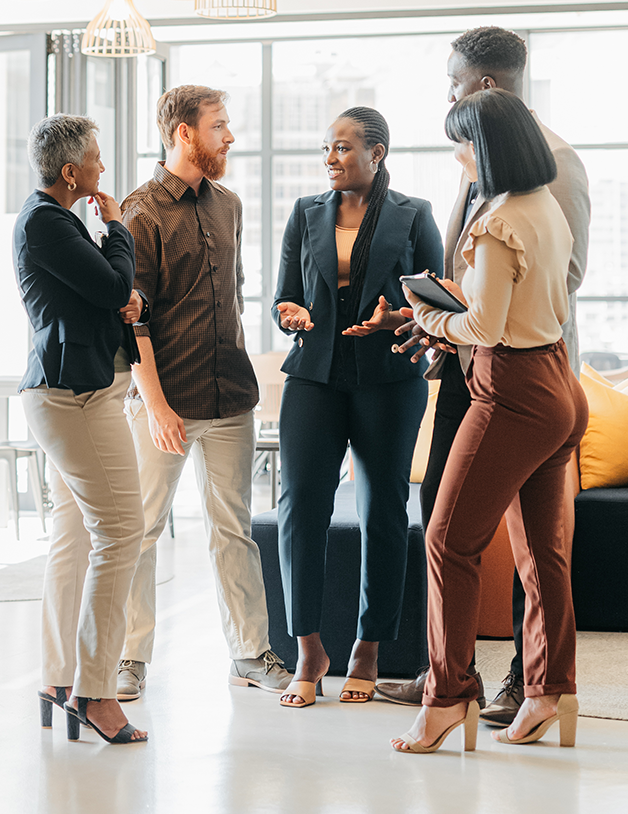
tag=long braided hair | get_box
[336,107,391,324]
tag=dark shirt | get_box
[121,162,259,420]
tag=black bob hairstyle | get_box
[445,88,556,200]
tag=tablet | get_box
[399,273,467,313]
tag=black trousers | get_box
[277,374,427,641]
[420,352,524,678]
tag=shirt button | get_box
[298,337,304,347]
[206,232,212,237]
[212,265,218,273]
[217,301,222,308]
[218,337,224,344]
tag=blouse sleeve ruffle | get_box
[461,214,527,284]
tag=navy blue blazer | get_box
[272,189,444,384]
[13,190,136,394]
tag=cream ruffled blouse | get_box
[412,186,573,349]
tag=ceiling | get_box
[2,0,628,29]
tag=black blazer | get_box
[13,190,137,394]
[272,189,444,384]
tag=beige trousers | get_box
[22,373,144,698]
[121,402,270,662]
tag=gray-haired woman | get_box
[14,114,148,743]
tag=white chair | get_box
[249,351,287,508]
[0,440,47,540]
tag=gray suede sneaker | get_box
[117,660,147,702]
[229,650,292,694]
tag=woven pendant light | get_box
[82,0,156,57]
[194,0,278,20]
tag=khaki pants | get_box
[22,373,144,698]
[121,403,270,662]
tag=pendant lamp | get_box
[82,0,156,57]
[194,0,278,20]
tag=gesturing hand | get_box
[342,295,397,337]
[276,302,314,332]
[394,307,457,363]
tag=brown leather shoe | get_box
[376,665,486,708]
[479,671,524,726]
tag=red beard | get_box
[189,133,227,180]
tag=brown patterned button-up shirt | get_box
[121,162,258,420]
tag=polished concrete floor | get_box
[1,472,627,814]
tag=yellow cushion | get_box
[580,361,628,394]
[580,361,612,385]
[614,376,628,395]
[579,371,628,490]
[410,380,440,483]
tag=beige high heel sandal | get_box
[493,694,578,747]
[391,700,480,754]
[279,677,324,708]
[339,678,376,703]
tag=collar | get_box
[313,189,338,206]
[153,161,223,201]
[34,189,63,207]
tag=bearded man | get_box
[117,85,291,700]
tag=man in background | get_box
[376,27,590,726]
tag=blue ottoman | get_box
[251,481,428,678]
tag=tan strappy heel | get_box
[493,694,578,747]
[391,700,480,754]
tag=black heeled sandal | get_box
[39,688,92,729]
[38,687,69,728]
[64,697,148,744]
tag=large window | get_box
[169,24,628,358]
[1,20,628,375]
[0,35,46,379]
[529,30,628,356]
[0,48,31,378]
[136,53,167,187]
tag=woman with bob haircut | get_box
[14,114,148,744]
[392,89,588,753]
[272,106,443,708]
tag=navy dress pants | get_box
[278,374,427,641]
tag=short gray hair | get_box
[27,114,99,188]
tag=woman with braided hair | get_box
[272,107,443,708]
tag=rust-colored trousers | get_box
[423,340,588,707]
